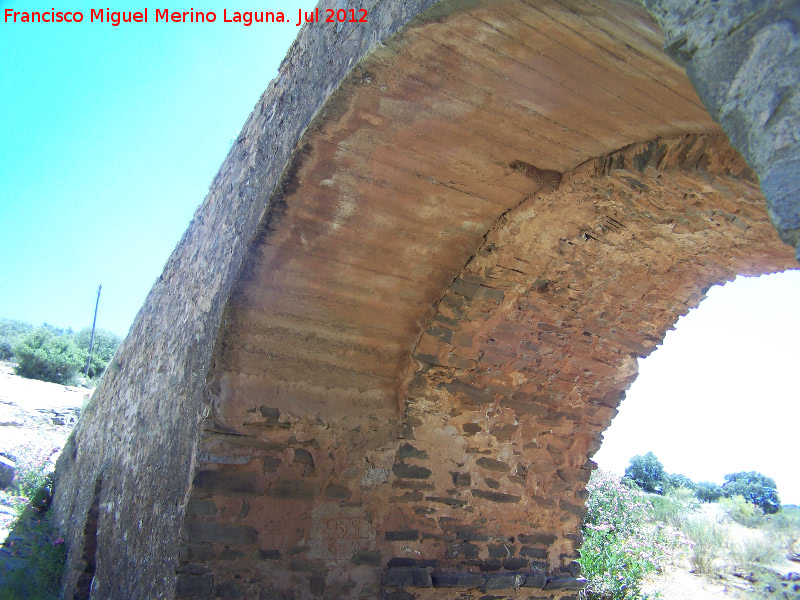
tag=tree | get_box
[722,471,781,514]
[694,481,723,503]
[13,327,85,384]
[0,318,34,360]
[624,452,666,493]
[73,327,122,378]
[665,473,695,491]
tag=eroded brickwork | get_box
[177,135,795,599]
[50,0,800,597]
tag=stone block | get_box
[425,496,468,507]
[351,550,381,566]
[180,543,216,562]
[431,573,485,588]
[520,546,547,559]
[216,582,244,599]
[518,533,556,545]
[482,573,525,589]
[390,491,423,503]
[258,406,280,420]
[396,443,428,459]
[0,456,14,489]
[325,484,352,500]
[479,559,502,572]
[293,448,314,464]
[521,570,547,589]
[475,458,511,472]
[472,489,521,503]
[387,558,440,568]
[383,567,431,588]
[488,544,514,558]
[267,480,315,500]
[185,520,258,545]
[450,472,471,486]
[253,548,281,560]
[543,577,588,591]
[184,498,217,516]
[392,463,432,479]
[175,574,213,598]
[503,558,529,571]
[360,468,389,488]
[385,530,419,541]
[192,470,265,496]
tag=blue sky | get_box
[1,1,304,335]
[2,2,798,503]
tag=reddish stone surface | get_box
[182,136,794,599]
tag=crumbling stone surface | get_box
[178,136,794,600]
[639,0,800,255]
[50,0,800,599]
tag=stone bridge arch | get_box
[51,1,799,599]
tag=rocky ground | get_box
[0,362,86,543]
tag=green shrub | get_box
[579,471,676,600]
[624,452,667,494]
[72,327,122,379]
[720,495,765,528]
[649,487,697,528]
[665,473,695,492]
[682,519,728,574]
[0,319,33,361]
[0,508,66,600]
[12,327,84,385]
[0,445,65,600]
[694,481,723,503]
[722,471,781,514]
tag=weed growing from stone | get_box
[0,444,65,600]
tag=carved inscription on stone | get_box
[309,503,373,560]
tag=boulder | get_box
[0,455,15,489]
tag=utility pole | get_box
[84,285,102,378]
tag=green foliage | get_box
[624,452,666,494]
[720,495,765,528]
[73,327,122,379]
[665,473,694,491]
[12,328,84,385]
[579,471,678,600]
[694,481,723,503]
[4,320,122,385]
[722,471,781,514]
[0,445,65,600]
[0,319,33,361]
[681,519,728,574]
[649,487,698,527]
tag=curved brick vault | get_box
[51,1,799,599]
